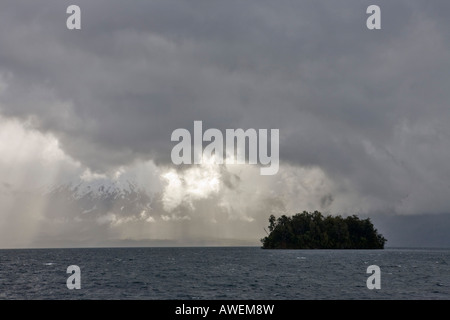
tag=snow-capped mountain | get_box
[49,178,143,200]
[45,178,153,220]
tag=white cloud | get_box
[1,0,450,247]
[0,116,82,190]
[160,164,221,212]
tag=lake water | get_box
[0,247,448,300]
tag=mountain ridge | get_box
[44,177,153,220]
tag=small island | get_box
[261,211,387,249]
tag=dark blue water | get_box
[0,247,448,299]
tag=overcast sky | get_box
[1,0,450,248]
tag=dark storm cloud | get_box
[1,0,450,218]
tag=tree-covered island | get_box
[261,211,387,249]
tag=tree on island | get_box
[261,211,387,249]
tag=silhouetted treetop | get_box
[261,211,386,249]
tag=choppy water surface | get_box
[0,247,448,299]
